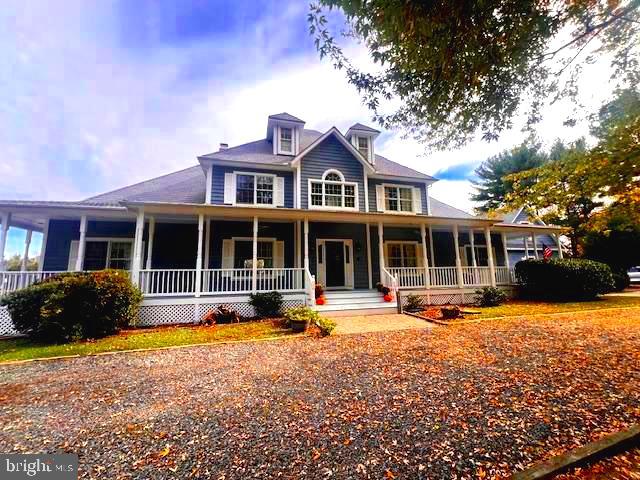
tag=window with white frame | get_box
[279,127,293,154]
[309,170,357,209]
[71,239,134,271]
[108,241,133,270]
[384,185,413,212]
[387,242,418,268]
[234,240,274,268]
[235,173,274,205]
[357,136,369,159]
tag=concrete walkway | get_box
[329,313,433,335]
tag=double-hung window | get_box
[234,240,274,268]
[357,136,369,160]
[279,127,293,154]
[384,185,413,212]
[235,173,274,205]
[387,243,418,268]
[309,170,357,210]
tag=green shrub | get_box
[249,291,283,318]
[474,287,508,307]
[404,294,425,311]
[611,268,631,292]
[316,316,336,336]
[1,270,142,343]
[514,259,615,301]
[283,305,319,326]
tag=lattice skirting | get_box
[400,287,515,309]
[136,295,306,327]
[0,296,307,335]
[0,306,20,337]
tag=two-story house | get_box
[0,113,562,329]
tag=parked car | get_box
[629,266,640,284]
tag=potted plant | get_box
[441,305,461,319]
[375,282,384,292]
[284,306,319,333]
[315,284,326,305]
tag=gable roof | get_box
[268,112,305,123]
[200,128,435,180]
[290,127,375,173]
[347,122,380,134]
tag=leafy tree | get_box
[504,140,595,256]
[471,142,547,212]
[5,254,39,271]
[309,0,640,150]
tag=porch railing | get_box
[0,271,63,296]
[388,267,425,289]
[381,267,399,294]
[495,266,515,285]
[461,266,492,286]
[429,267,458,287]
[139,269,198,296]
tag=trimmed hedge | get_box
[514,259,615,301]
[1,270,142,343]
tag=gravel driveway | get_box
[1,309,639,479]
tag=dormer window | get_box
[280,127,293,154]
[357,136,370,160]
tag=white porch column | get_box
[377,222,385,272]
[146,217,155,270]
[524,236,529,258]
[0,212,11,271]
[366,223,373,289]
[501,232,510,269]
[203,218,210,270]
[555,233,564,258]
[428,226,435,266]
[420,224,430,288]
[21,230,32,271]
[38,218,50,271]
[484,227,497,287]
[303,218,309,270]
[469,229,477,267]
[294,221,300,268]
[452,225,464,288]
[131,211,144,284]
[195,214,204,297]
[252,216,258,293]
[75,215,88,272]
[532,233,539,259]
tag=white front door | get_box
[316,239,354,289]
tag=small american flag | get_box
[543,243,553,260]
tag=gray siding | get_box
[367,178,429,214]
[300,136,366,211]
[211,166,294,208]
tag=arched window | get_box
[310,170,357,209]
[323,170,344,182]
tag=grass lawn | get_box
[0,320,291,363]
[468,294,640,319]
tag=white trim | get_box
[378,183,417,215]
[38,217,50,271]
[195,214,204,297]
[383,240,421,268]
[364,172,369,212]
[231,236,277,269]
[366,223,372,289]
[307,178,359,211]
[69,236,136,271]
[322,169,345,181]
[146,217,155,270]
[205,165,213,204]
[425,183,432,215]
[276,125,296,155]
[199,157,294,172]
[231,171,277,207]
[290,127,375,173]
[315,238,354,289]
[295,165,301,208]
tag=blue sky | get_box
[0,0,608,259]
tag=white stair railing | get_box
[381,267,399,295]
[304,268,316,306]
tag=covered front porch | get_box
[0,203,563,304]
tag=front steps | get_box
[314,289,397,316]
